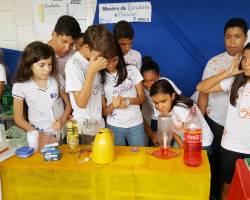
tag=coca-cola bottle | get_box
[183,106,202,167]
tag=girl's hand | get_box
[227,54,244,76]
[52,120,63,131]
[89,53,108,74]
[150,132,159,145]
[112,96,122,108]
[39,133,58,149]
[119,97,130,108]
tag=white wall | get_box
[0,0,97,51]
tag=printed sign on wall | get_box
[32,0,86,35]
[99,1,152,24]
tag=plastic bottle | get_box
[183,106,202,167]
[66,119,79,153]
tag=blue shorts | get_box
[106,123,145,147]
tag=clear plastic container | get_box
[80,119,99,145]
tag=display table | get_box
[227,159,250,200]
[0,146,210,200]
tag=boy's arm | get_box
[197,93,208,116]
[73,56,107,108]
[13,98,36,132]
[59,90,72,124]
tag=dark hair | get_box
[150,79,193,109]
[79,32,85,40]
[113,20,134,40]
[140,56,160,75]
[230,42,250,106]
[100,42,127,87]
[13,41,57,83]
[54,15,81,40]
[84,25,117,59]
[224,18,248,35]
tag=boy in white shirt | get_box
[198,18,248,200]
[113,20,142,70]
[48,15,81,80]
[65,25,113,144]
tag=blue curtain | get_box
[2,48,22,84]
[94,0,250,96]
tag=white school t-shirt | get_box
[172,104,213,147]
[104,65,143,128]
[202,52,234,126]
[124,49,142,71]
[220,77,250,154]
[0,63,7,84]
[12,76,64,135]
[65,51,104,127]
[56,50,75,80]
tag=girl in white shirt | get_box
[150,79,213,149]
[197,43,250,200]
[141,56,182,146]
[101,44,146,146]
[12,41,72,146]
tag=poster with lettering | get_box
[99,1,152,24]
[32,0,86,35]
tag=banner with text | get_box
[99,1,152,24]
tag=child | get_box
[197,43,250,200]
[0,49,7,101]
[75,32,85,51]
[150,79,213,149]
[101,42,145,147]
[197,18,248,199]
[140,56,182,145]
[48,15,81,79]
[113,20,142,70]
[65,25,112,144]
[12,41,72,145]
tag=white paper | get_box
[32,0,86,35]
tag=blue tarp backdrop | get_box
[94,0,250,96]
[2,48,22,84]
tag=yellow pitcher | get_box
[92,128,115,164]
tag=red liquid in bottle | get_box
[160,147,169,155]
[183,128,202,167]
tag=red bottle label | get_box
[183,128,202,167]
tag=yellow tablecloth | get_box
[0,146,210,200]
